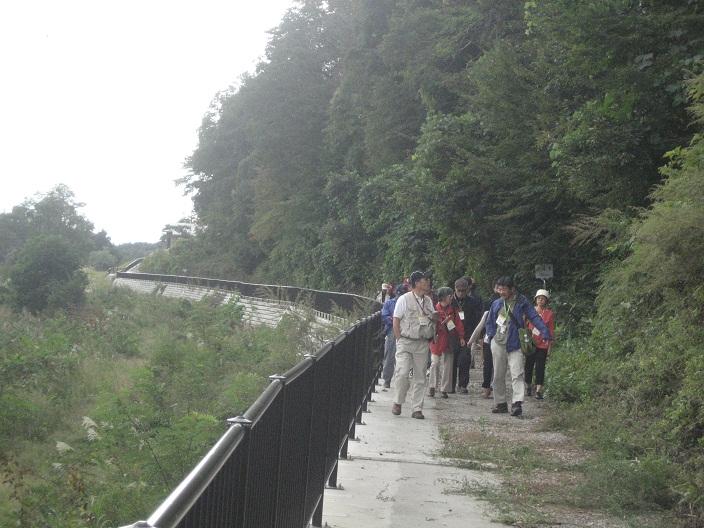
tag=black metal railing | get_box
[118,278,383,528]
[115,270,378,315]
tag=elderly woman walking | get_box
[428,287,465,399]
[525,289,555,400]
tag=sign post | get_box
[534,264,553,289]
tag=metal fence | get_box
[118,275,384,528]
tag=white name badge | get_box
[458,311,465,320]
[446,320,456,331]
[532,327,541,336]
[419,316,430,326]
[496,314,506,326]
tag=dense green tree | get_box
[88,249,119,271]
[176,0,703,304]
[0,185,103,266]
[9,235,88,313]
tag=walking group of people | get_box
[380,271,554,420]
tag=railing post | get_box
[312,496,324,527]
[356,405,364,425]
[327,461,339,489]
[268,374,289,528]
[340,434,350,459]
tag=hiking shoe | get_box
[411,411,425,419]
[383,381,391,389]
[441,391,448,399]
[535,391,544,400]
[428,387,435,397]
[482,388,493,399]
[525,386,532,397]
[510,402,523,417]
[491,402,508,414]
[460,387,469,394]
[391,403,401,415]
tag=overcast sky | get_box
[0,0,294,244]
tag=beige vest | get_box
[399,292,436,340]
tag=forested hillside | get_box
[1,1,703,525]
[163,1,699,300]
[155,0,704,523]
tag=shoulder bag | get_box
[506,301,536,357]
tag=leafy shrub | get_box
[548,73,704,524]
[88,249,118,271]
[8,235,88,313]
[547,338,610,404]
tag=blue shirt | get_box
[485,294,552,351]
[381,297,397,334]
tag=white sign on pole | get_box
[535,264,553,280]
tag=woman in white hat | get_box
[525,289,555,400]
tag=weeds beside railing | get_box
[117,273,383,528]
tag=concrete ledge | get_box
[112,277,342,331]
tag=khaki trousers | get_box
[441,351,454,392]
[428,353,442,391]
[491,339,525,404]
[393,337,430,412]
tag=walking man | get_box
[450,277,482,393]
[485,276,552,417]
[391,270,438,419]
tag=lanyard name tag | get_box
[446,320,456,331]
[458,311,465,320]
[418,315,430,325]
[497,314,506,326]
[532,327,541,336]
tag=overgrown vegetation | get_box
[0,273,318,527]
[545,73,704,526]
[153,1,704,523]
[441,419,680,528]
[2,1,703,525]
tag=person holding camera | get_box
[391,271,439,419]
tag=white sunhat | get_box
[534,289,550,300]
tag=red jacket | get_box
[430,302,465,355]
[527,308,555,349]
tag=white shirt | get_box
[393,291,433,319]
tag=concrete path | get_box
[321,378,503,528]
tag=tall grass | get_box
[0,273,325,527]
